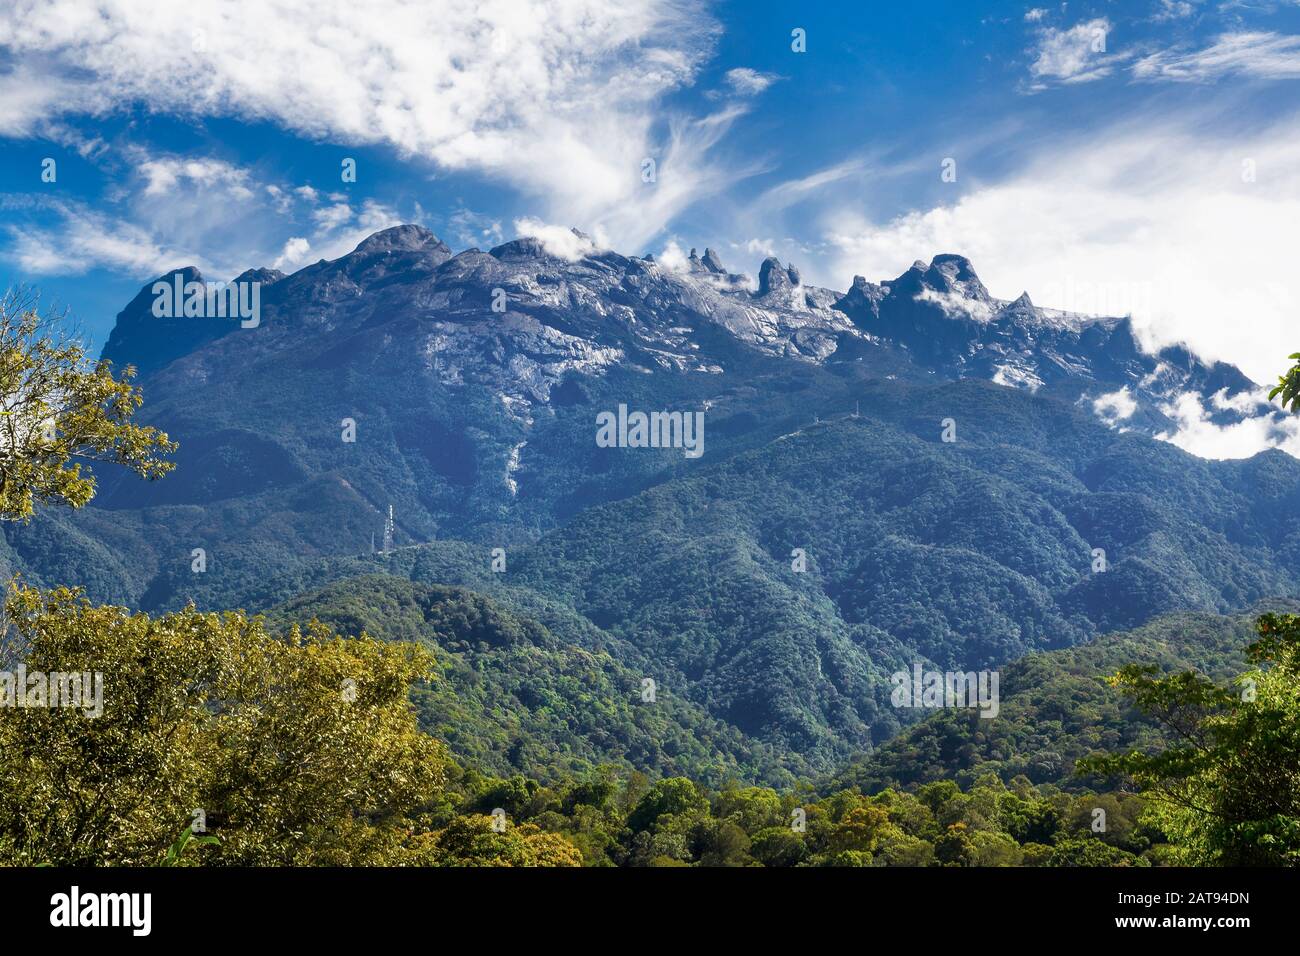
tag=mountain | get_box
[829,606,1292,795]
[5,224,1298,775]
[833,254,1258,437]
[266,574,799,785]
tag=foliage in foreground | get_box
[0,584,453,865]
[2,580,1294,867]
[1081,613,1300,866]
[0,290,175,521]
[0,583,1163,867]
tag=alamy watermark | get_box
[1,665,103,718]
[595,404,704,458]
[50,886,150,936]
[891,664,999,719]
[151,276,261,328]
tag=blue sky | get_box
[3,0,1300,386]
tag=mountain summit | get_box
[103,224,1262,454]
[9,223,1300,772]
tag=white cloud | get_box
[822,109,1300,386]
[301,199,409,263]
[447,207,504,250]
[754,158,872,216]
[0,0,722,251]
[1,140,408,282]
[735,237,779,259]
[1024,9,1047,23]
[512,218,602,260]
[138,156,252,198]
[1134,32,1300,82]
[1028,18,1119,86]
[655,239,691,272]
[1211,386,1272,414]
[1151,0,1194,23]
[914,286,995,321]
[272,237,311,272]
[0,62,89,138]
[1155,391,1300,459]
[722,67,780,96]
[0,196,196,276]
[311,202,353,231]
[1093,387,1139,423]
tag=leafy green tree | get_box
[873,829,934,866]
[691,818,752,867]
[1047,837,1147,867]
[1270,352,1300,413]
[1080,613,1300,865]
[627,777,708,833]
[934,822,975,865]
[967,830,1023,866]
[716,786,783,833]
[749,827,808,867]
[817,849,871,867]
[0,290,175,520]
[0,584,448,865]
[422,815,582,867]
[998,792,1062,845]
[828,804,889,855]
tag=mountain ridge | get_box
[100,224,1272,457]
[6,222,1299,774]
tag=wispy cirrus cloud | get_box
[1134,31,1300,81]
[1026,17,1124,88]
[0,144,409,280]
[136,156,254,199]
[0,195,198,276]
[0,0,726,250]
[1150,0,1196,24]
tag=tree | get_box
[749,827,808,867]
[627,777,708,833]
[691,818,752,866]
[1080,613,1300,866]
[422,815,582,867]
[1047,837,1146,867]
[0,289,174,520]
[0,584,449,865]
[828,804,889,855]
[1271,352,1300,414]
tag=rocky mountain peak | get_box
[353,223,448,256]
[923,254,990,301]
[96,223,1266,454]
[701,247,726,274]
[234,267,286,287]
[758,257,802,296]
[490,237,552,260]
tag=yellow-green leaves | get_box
[0,290,176,521]
[1269,351,1300,414]
[0,584,448,866]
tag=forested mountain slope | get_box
[4,225,1298,773]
